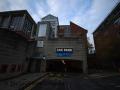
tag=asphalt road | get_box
[32,73,120,90]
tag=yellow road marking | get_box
[24,75,48,90]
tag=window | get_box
[0,64,8,73]
[38,24,47,37]
[37,41,44,47]
[1,16,9,28]
[23,18,33,32]
[10,16,23,30]
[10,64,16,73]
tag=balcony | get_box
[0,10,37,41]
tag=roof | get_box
[59,22,87,33]
[42,14,58,19]
[58,22,88,38]
[70,21,88,33]
[41,14,59,25]
[93,2,120,34]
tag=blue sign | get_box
[56,48,73,57]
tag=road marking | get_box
[24,75,48,90]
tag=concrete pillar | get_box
[40,60,46,72]
[30,24,34,38]
[7,15,11,27]
[0,64,1,72]
[24,62,29,72]
[31,60,37,72]
[15,64,18,72]
[82,60,88,74]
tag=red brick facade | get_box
[93,3,120,69]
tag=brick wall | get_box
[93,25,120,69]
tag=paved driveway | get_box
[32,73,120,90]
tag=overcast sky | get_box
[0,0,119,43]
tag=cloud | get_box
[0,0,119,43]
[71,0,119,44]
[72,0,118,31]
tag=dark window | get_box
[0,64,8,73]
[10,64,16,73]
[23,18,33,33]
[21,64,24,71]
[17,65,21,72]
[10,16,23,30]
[1,16,9,28]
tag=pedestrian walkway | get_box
[0,73,47,90]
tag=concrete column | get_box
[15,64,18,72]
[31,60,37,72]
[30,24,34,38]
[82,59,88,74]
[24,62,29,72]
[7,15,11,27]
[40,60,46,72]
[0,64,1,72]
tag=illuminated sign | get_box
[56,48,73,57]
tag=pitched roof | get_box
[70,22,87,34]
[42,14,58,20]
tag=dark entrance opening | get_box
[46,60,82,73]
[46,60,65,72]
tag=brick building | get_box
[35,14,88,73]
[93,3,120,70]
[0,10,37,80]
[45,22,88,73]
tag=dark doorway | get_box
[46,60,82,73]
[46,60,65,72]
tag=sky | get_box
[0,0,119,44]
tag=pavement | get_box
[0,72,120,90]
[0,73,48,90]
[31,72,120,90]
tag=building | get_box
[0,10,37,80]
[35,14,88,73]
[30,21,53,72]
[93,2,120,70]
[41,14,59,38]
